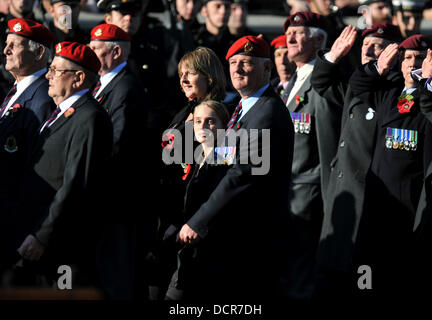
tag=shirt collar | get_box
[58,89,89,113]
[296,59,316,81]
[100,61,127,88]
[16,68,47,92]
[238,83,269,121]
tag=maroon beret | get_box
[54,41,101,74]
[225,35,270,60]
[283,12,328,33]
[399,34,432,51]
[90,23,131,41]
[8,18,55,48]
[361,22,402,42]
[270,35,287,50]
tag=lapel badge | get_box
[94,28,103,37]
[13,23,22,32]
[64,107,75,118]
[365,107,375,120]
[4,135,18,153]
[244,42,253,53]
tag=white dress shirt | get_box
[94,61,127,98]
[286,59,316,105]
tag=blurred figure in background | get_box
[392,0,426,38]
[227,0,257,38]
[270,34,296,102]
[47,0,90,44]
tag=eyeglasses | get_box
[47,67,78,77]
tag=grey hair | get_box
[105,41,131,59]
[28,39,51,63]
[308,27,328,49]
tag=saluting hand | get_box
[328,25,357,63]
[17,234,45,261]
[179,224,200,245]
[421,49,432,79]
[377,43,399,75]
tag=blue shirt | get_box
[238,84,270,121]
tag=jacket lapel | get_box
[96,67,127,108]
[0,76,47,135]
[286,73,313,113]
[235,86,272,130]
[381,89,419,128]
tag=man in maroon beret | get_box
[0,18,57,276]
[270,35,296,101]
[89,23,151,299]
[348,34,432,298]
[280,11,342,300]
[13,41,113,288]
[177,34,294,300]
[310,22,402,299]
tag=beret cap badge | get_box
[244,42,253,53]
[377,28,384,34]
[294,15,300,22]
[421,41,427,48]
[94,28,103,37]
[56,43,62,53]
[13,23,22,32]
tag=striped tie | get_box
[227,101,242,130]
[41,106,61,132]
[0,84,17,118]
[282,71,297,104]
[92,79,101,97]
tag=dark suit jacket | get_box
[311,51,380,274]
[11,92,113,269]
[95,66,153,299]
[0,75,54,262]
[350,62,432,279]
[185,86,294,299]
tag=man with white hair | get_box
[0,19,55,274]
[89,23,151,299]
[281,11,341,300]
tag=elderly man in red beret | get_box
[270,35,296,102]
[279,11,342,300]
[349,34,432,298]
[89,23,152,299]
[177,35,294,300]
[12,41,113,288]
[310,22,402,299]
[0,19,56,274]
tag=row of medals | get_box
[385,136,417,151]
[294,121,311,134]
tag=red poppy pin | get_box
[161,132,175,149]
[295,94,304,105]
[181,163,191,180]
[397,94,414,114]
[4,103,21,117]
[64,107,75,118]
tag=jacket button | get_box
[338,171,343,178]
[340,140,345,148]
[349,113,354,119]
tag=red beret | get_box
[90,23,131,41]
[399,34,432,51]
[270,35,287,50]
[225,35,270,60]
[361,22,402,42]
[283,12,328,33]
[7,18,55,48]
[54,41,101,74]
